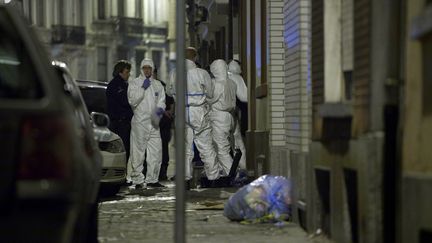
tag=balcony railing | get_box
[117,17,144,35]
[51,25,86,45]
[143,26,168,36]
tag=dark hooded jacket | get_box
[106,75,133,122]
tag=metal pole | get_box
[175,0,186,242]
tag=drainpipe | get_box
[228,0,233,60]
[175,0,186,242]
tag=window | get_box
[152,50,162,71]
[58,0,65,24]
[343,71,353,101]
[78,0,85,26]
[35,0,44,27]
[97,47,108,81]
[78,55,87,80]
[117,46,128,60]
[136,0,142,18]
[98,0,106,20]
[135,49,146,76]
[118,0,124,17]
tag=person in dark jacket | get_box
[106,60,133,164]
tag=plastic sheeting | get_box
[224,175,292,222]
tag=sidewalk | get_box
[98,182,332,243]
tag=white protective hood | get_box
[228,60,241,75]
[139,58,154,78]
[228,60,247,103]
[209,59,236,112]
[210,59,228,82]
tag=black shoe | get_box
[147,182,166,188]
[185,180,191,190]
[228,149,242,178]
[134,183,146,189]
[159,175,168,181]
[170,175,176,181]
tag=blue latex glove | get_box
[151,107,165,128]
[155,107,165,118]
[142,78,151,89]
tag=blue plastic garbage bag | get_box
[223,175,292,221]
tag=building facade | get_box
[199,0,432,242]
[13,0,170,82]
[4,0,432,242]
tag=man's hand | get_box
[142,78,151,90]
[164,110,174,119]
[164,104,175,119]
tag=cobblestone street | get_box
[98,182,332,243]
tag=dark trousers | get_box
[109,120,131,160]
[158,127,171,179]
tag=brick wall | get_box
[269,0,286,147]
[283,0,311,152]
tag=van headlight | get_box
[99,139,125,153]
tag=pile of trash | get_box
[223,175,292,223]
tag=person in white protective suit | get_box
[128,58,166,188]
[228,60,248,170]
[209,59,238,176]
[167,47,220,186]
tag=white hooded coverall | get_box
[167,59,219,180]
[228,60,248,170]
[209,59,237,176]
[128,59,166,185]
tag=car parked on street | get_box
[77,79,127,195]
[52,63,127,196]
[0,5,100,242]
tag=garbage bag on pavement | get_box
[223,175,292,222]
